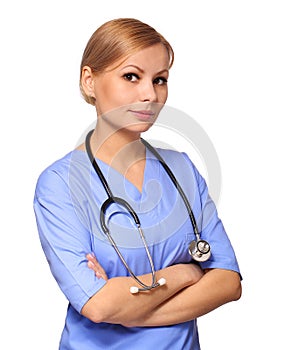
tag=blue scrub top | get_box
[34,147,240,350]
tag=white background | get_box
[1,0,291,348]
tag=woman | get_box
[34,18,241,349]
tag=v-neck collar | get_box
[90,147,157,201]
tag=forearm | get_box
[128,269,242,327]
[81,263,202,324]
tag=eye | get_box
[153,77,168,85]
[123,73,140,82]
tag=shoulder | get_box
[35,150,88,198]
[155,147,189,162]
[151,146,202,181]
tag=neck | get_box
[90,126,146,173]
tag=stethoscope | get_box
[85,130,211,294]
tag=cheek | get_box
[96,82,135,113]
[157,87,168,104]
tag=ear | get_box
[81,66,95,98]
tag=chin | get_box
[124,122,153,134]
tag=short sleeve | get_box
[33,167,106,313]
[182,153,241,276]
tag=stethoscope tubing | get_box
[85,129,209,291]
[85,130,114,198]
[85,129,201,238]
[100,197,157,290]
[85,131,158,291]
[140,138,201,240]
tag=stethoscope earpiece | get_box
[130,277,167,294]
[188,240,211,262]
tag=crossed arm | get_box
[81,254,242,327]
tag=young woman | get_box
[34,18,241,349]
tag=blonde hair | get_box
[80,18,174,105]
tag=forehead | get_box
[108,43,170,72]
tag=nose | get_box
[139,81,158,102]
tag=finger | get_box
[86,253,98,265]
[86,254,108,280]
[87,260,98,271]
[93,262,108,280]
[87,256,101,272]
[87,253,102,271]
[96,270,108,280]
[87,260,107,280]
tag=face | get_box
[82,43,170,135]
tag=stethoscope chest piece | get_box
[188,240,211,262]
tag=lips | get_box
[129,109,156,121]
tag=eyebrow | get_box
[121,64,169,75]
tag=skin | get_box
[79,43,169,191]
[79,43,242,326]
[86,255,241,327]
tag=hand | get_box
[86,253,108,281]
